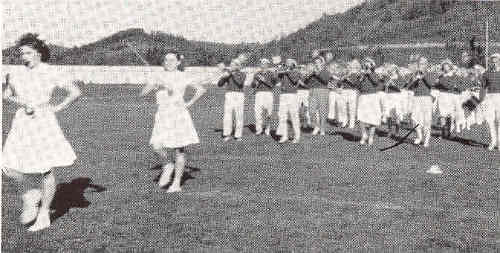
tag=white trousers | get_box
[276,94,300,139]
[337,89,359,127]
[328,90,338,120]
[223,92,245,138]
[254,91,274,133]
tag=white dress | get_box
[148,71,205,149]
[2,63,77,173]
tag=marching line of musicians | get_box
[217,52,500,150]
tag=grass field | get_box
[2,83,500,252]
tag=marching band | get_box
[218,51,500,149]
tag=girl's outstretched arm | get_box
[185,82,206,108]
[140,72,160,96]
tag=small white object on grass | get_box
[426,164,442,174]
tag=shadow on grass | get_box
[50,177,106,222]
[213,124,256,134]
[332,131,361,142]
[430,134,487,148]
[151,165,201,189]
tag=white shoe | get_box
[320,130,326,136]
[426,165,442,175]
[279,137,288,143]
[158,163,174,188]
[291,138,300,144]
[414,138,422,145]
[367,137,374,146]
[360,136,367,145]
[488,143,497,151]
[255,130,262,135]
[167,183,182,193]
[423,140,430,148]
[264,128,271,136]
[223,136,232,142]
[20,189,42,224]
[312,127,320,135]
[235,137,243,142]
[28,209,50,232]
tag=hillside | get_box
[2,28,258,66]
[270,0,500,62]
[3,0,500,66]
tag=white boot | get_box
[264,127,271,136]
[158,163,174,188]
[167,177,182,193]
[279,136,288,143]
[488,142,497,151]
[360,133,368,145]
[28,208,50,232]
[20,189,42,224]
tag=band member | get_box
[276,59,303,143]
[405,56,434,147]
[481,53,500,151]
[323,51,334,64]
[337,59,361,129]
[356,58,383,145]
[434,59,460,139]
[251,58,277,136]
[2,34,81,231]
[304,56,332,135]
[400,56,420,124]
[141,52,210,192]
[297,63,313,128]
[467,65,487,127]
[327,61,342,122]
[380,64,406,137]
[460,67,483,131]
[218,59,247,141]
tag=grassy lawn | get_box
[2,83,499,252]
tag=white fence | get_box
[1,65,232,85]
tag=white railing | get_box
[1,65,229,84]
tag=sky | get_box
[3,0,364,47]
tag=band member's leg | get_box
[234,94,244,139]
[254,102,263,135]
[348,91,358,129]
[319,90,329,135]
[309,90,320,135]
[337,92,348,127]
[277,96,289,142]
[223,94,233,140]
[359,122,368,144]
[290,95,301,142]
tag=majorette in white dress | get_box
[148,71,205,149]
[2,63,77,173]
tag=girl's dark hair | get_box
[16,33,50,62]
